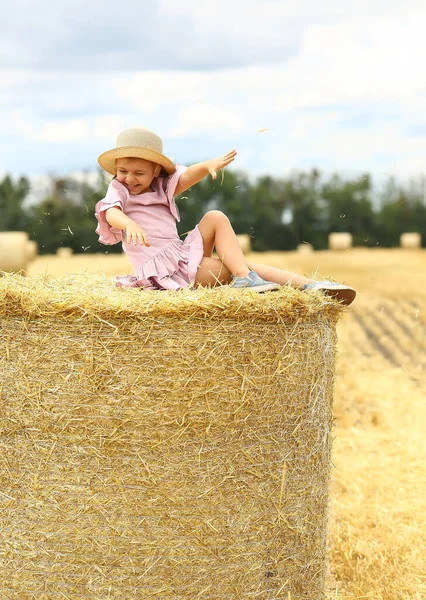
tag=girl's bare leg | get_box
[247,263,314,288]
[194,258,314,288]
[197,211,250,278]
[194,257,232,286]
[195,210,315,289]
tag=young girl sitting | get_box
[95,126,356,305]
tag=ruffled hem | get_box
[115,227,204,291]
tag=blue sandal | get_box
[231,270,280,293]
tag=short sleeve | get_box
[160,164,188,222]
[95,179,127,245]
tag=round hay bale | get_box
[297,242,314,254]
[26,240,38,261]
[56,247,74,258]
[0,274,345,599]
[0,231,29,273]
[236,234,252,254]
[400,232,421,249]
[328,232,353,251]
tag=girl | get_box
[95,126,356,305]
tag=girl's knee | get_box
[204,210,229,224]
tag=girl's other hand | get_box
[126,222,150,246]
[208,149,237,180]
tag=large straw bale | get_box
[0,274,344,600]
[236,234,252,254]
[400,232,421,249]
[328,232,353,251]
[0,231,29,273]
[56,246,74,257]
[297,242,314,254]
[26,240,38,261]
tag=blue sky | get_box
[1,0,426,189]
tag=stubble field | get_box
[28,248,426,599]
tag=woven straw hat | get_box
[98,126,176,176]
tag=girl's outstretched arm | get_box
[174,149,237,195]
[105,207,150,246]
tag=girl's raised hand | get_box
[207,149,237,180]
[126,222,150,246]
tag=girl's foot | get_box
[301,280,356,306]
[231,270,280,293]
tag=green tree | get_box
[283,169,326,249]
[322,174,377,246]
[378,177,426,247]
[246,175,290,251]
[0,175,30,231]
[27,173,117,254]
[10,166,426,255]
[176,169,253,240]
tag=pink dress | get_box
[95,165,204,291]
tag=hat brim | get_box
[98,146,176,176]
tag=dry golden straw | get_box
[0,273,344,599]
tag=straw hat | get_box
[98,126,176,176]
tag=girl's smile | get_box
[115,157,159,195]
[126,183,144,194]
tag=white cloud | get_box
[111,12,426,126]
[93,116,127,142]
[1,3,426,184]
[169,104,245,138]
[113,71,208,113]
[0,111,89,143]
[37,119,89,143]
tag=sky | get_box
[1,0,426,191]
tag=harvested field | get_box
[4,248,426,598]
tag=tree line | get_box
[0,168,425,254]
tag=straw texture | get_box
[0,274,344,599]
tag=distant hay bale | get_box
[56,247,74,258]
[236,234,252,254]
[0,274,344,600]
[26,240,38,261]
[328,232,353,251]
[400,232,421,249]
[297,242,314,254]
[0,231,29,273]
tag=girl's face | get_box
[115,157,160,195]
